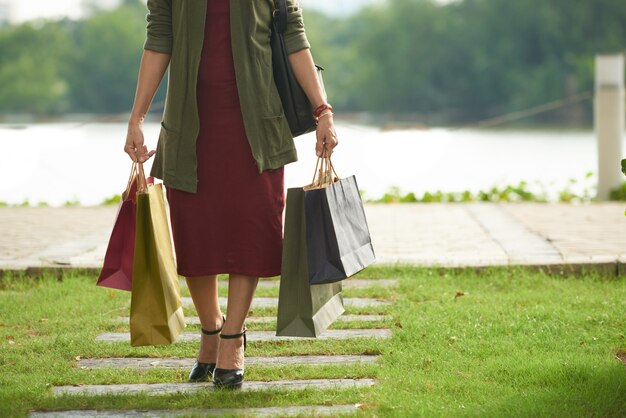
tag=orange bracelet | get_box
[313,103,333,119]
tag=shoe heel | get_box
[212,326,247,389]
[188,314,225,383]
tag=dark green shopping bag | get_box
[276,187,345,337]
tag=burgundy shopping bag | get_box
[96,162,141,292]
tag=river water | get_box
[0,121,618,206]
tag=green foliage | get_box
[368,175,602,203]
[101,194,122,205]
[1,0,625,120]
[609,181,626,201]
[66,3,150,113]
[305,0,626,124]
[63,198,81,207]
[0,22,71,114]
[0,1,166,115]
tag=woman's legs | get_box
[185,275,223,363]
[216,274,259,369]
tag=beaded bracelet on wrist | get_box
[315,111,333,125]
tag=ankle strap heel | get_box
[201,314,226,336]
[219,327,247,352]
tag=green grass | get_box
[1,266,625,417]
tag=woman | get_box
[124,0,338,390]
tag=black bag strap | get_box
[273,0,288,34]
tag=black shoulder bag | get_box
[271,0,326,137]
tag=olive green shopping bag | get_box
[276,186,345,337]
[130,163,186,346]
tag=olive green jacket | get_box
[144,0,310,193]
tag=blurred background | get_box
[0,0,625,206]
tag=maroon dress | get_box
[165,0,285,278]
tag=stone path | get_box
[179,296,391,309]
[2,202,625,274]
[78,355,380,369]
[503,203,626,259]
[115,314,391,325]
[31,275,395,416]
[53,378,376,396]
[184,278,399,289]
[0,207,114,265]
[96,329,392,343]
[30,405,360,417]
[466,204,563,263]
[364,202,626,269]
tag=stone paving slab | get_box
[365,203,510,265]
[30,404,360,417]
[52,378,376,396]
[96,329,392,343]
[466,204,563,263]
[501,202,626,258]
[0,206,116,263]
[2,203,625,272]
[115,314,392,325]
[180,278,398,289]
[365,202,626,267]
[78,355,380,369]
[180,297,391,309]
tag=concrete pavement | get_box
[1,202,625,276]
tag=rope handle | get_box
[303,148,340,190]
[136,161,148,193]
[121,162,137,201]
[122,160,148,200]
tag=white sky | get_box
[5,0,118,23]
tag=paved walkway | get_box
[1,202,625,274]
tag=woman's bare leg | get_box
[216,274,259,369]
[185,275,223,363]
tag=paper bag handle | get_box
[122,160,149,201]
[304,148,340,191]
[135,161,148,193]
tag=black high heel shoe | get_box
[188,314,225,383]
[212,326,247,390]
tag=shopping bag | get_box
[130,162,186,346]
[276,186,345,337]
[96,162,140,292]
[304,155,376,285]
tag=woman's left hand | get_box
[315,112,338,157]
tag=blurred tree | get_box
[0,0,624,124]
[0,22,71,114]
[66,1,147,113]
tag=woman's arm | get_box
[125,50,171,163]
[288,50,337,157]
[283,0,338,157]
[125,0,173,163]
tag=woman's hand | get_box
[315,111,338,157]
[125,119,156,163]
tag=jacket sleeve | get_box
[284,0,311,54]
[143,0,173,54]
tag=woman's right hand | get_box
[125,119,156,163]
